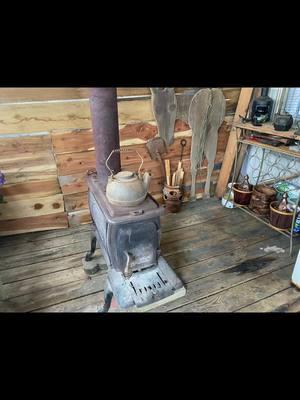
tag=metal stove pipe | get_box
[89,88,121,188]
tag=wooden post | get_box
[215,88,254,198]
[232,88,262,180]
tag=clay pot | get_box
[249,184,277,216]
[233,183,253,205]
[270,201,294,230]
[163,184,183,213]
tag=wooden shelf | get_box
[238,139,300,159]
[234,122,299,140]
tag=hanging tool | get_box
[150,88,177,147]
[179,138,187,161]
[165,159,171,185]
[203,88,226,198]
[189,88,212,201]
[176,138,187,177]
[146,137,168,179]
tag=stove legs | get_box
[98,280,113,313]
[85,229,97,262]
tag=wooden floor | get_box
[1,198,300,313]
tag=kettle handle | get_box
[105,148,144,176]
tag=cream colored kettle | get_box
[105,149,151,207]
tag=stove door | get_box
[109,219,160,272]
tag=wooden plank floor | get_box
[1,198,300,313]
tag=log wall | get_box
[0,88,240,235]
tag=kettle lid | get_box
[115,171,135,181]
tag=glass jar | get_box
[222,183,236,209]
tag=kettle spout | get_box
[142,172,151,193]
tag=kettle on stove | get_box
[105,149,151,207]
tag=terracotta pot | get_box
[163,184,183,213]
[233,183,253,205]
[270,201,294,230]
[249,184,277,216]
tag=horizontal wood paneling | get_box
[0,179,61,201]
[0,193,64,220]
[0,88,195,103]
[63,166,222,214]
[0,90,239,135]
[55,150,96,176]
[0,99,155,134]
[0,100,91,134]
[0,134,51,155]
[1,151,57,184]
[0,88,149,102]
[58,173,88,195]
[59,159,223,198]
[52,121,172,154]
[51,129,94,154]
[0,213,68,236]
[51,118,230,155]
[68,209,92,227]
[64,192,89,212]
[55,125,229,176]
[0,87,237,232]
[0,88,239,103]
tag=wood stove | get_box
[85,88,186,312]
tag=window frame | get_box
[268,87,300,126]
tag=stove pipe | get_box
[89,88,121,188]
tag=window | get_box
[268,87,300,126]
[285,88,300,121]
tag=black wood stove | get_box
[85,88,185,312]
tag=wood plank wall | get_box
[0,88,240,235]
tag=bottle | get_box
[241,175,250,191]
[222,183,235,209]
[278,192,289,212]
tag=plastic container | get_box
[293,213,300,233]
[274,181,300,204]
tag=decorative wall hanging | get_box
[189,88,226,200]
[150,88,177,146]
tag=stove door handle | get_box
[123,251,133,279]
[130,209,144,216]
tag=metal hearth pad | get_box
[100,257,186,312]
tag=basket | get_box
[233,183,253,205]
[269,201,294,230]
[249,184,277,216]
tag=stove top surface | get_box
[87,173,165,223]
